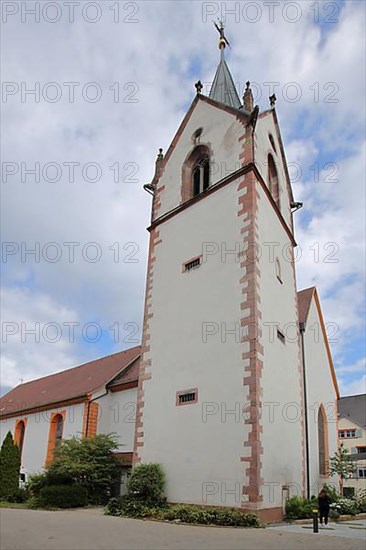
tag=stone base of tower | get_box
[255,507,284,523]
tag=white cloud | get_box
[338,374,366,397]
[336,357,366,377]
[1,286,81,387]
[1,1,365,393]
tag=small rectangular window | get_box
[176,388,198,406]
[179,392,196,404]
[183,256,202,273]
[277,329,285,344]
[357,446,366,454]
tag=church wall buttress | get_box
[133,227,160,464]
[237,170,264,508]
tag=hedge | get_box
[38,484,88,508]
[105,497,260,527]
[161,504,260,527]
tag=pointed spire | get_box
[209,21,241,109]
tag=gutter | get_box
[300,321,311,499]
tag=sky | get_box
[1,0,365,398]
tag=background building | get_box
[338,394,366,493]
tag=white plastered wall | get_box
[141,176,251,508]
[0,403,84,477]
[302,297,339,494]
[97,389,137,453]
[256,181,304,508]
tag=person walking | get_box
[318,488,331,526]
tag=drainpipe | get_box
[85,389,108,438]
[300,321,311,499]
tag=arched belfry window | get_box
[318,405,329,476]
[181,144,211,202]
[192,156,210,197]
[268,154,280,209]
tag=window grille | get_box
[184,258,201,272]
[179,392,196,404]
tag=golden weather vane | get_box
[214,20,231,49]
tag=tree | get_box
[46,433,119,503]
[0,431,21,501]
[329,444,356,495]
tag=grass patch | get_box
[0,501,29,509]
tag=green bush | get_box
[38,484,88,509]
[105,498,259,527]
[285,496,318,520]
[26,496,40,509]
[355,489,366,513]
[127,463,165,503]
[343,486,355,499]
[47,434,119,504]
[12,488,28,503]
[105,495,165,519]
[0,432,21,502]
[26,473,50,497]
[161,504,259,527]
[104,496,124,516]
[336,497,359,516]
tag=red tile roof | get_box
[297,287,316,325]
[0,346,141,418]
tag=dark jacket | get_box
[318,494,331,509]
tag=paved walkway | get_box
[1,508,365,549]
[268,519,366,541]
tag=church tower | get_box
[134,24,305,521]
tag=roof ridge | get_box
[297,286,316,294]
